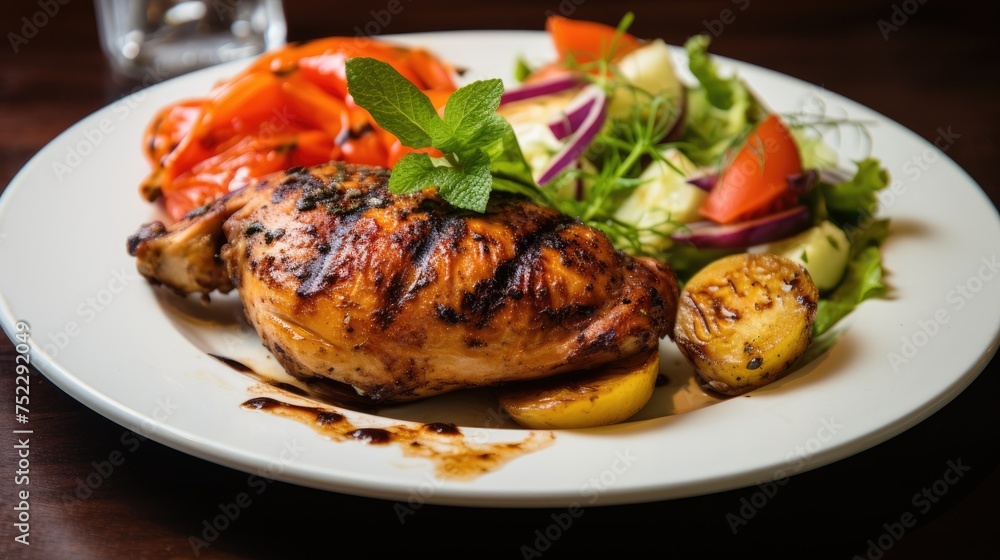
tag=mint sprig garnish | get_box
[345,57,535,212]
[345,58,439,148]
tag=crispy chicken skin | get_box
[127,186,264,296]
[129,162,679,402]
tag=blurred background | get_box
[0,0,998,558]
[1,0,996,196]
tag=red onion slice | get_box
[687,169,816,196]
[819,168,851,185]
[671,206,811,248]
[548,86,603,139]
[537,89,608,185]
[663,87,687,143]
[787,169,819,195]
[500,74,580,105]
[549,98,595,140]
[686,173,717,192]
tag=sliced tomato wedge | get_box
[699,114,804,224]
[545,15,642,64]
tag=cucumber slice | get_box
[614,149,706,251]
[607,39,684,121]
[753,220,850,291]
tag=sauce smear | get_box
[241,391,554,480]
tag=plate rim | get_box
[1,29,999,507]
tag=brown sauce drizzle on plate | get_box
[241,392,554,480]
[209,353,380,413]
[210,354,554,479]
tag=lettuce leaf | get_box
[686,34,739,109]
[813,244,887,336]
[821,158,890,226]
[811,159,892,336]
[791,128,839,171]
[679,35,764,166]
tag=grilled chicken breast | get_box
[129,162,679,402]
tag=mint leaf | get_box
[433,78,505,152]
[437,151,493,212]
[487,115,535,186]
[346,57,543,213]
[389,151,493,213]
[345,58,441,148]
[388,152,439,194]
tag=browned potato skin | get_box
[496,349,660,429]
[674,253,819,396]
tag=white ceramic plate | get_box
[1,31,998,507]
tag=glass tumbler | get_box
[94,0,286,81]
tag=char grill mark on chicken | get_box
[126,179,273,296]
[130,162,679,402]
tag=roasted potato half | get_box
[496,349,660,429]
[674,253,819,396]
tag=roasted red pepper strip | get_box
[142,38,457,221]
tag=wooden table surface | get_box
[1,0,997,558]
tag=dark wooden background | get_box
[1,0,997,558]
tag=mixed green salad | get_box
[343,14,890,338]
